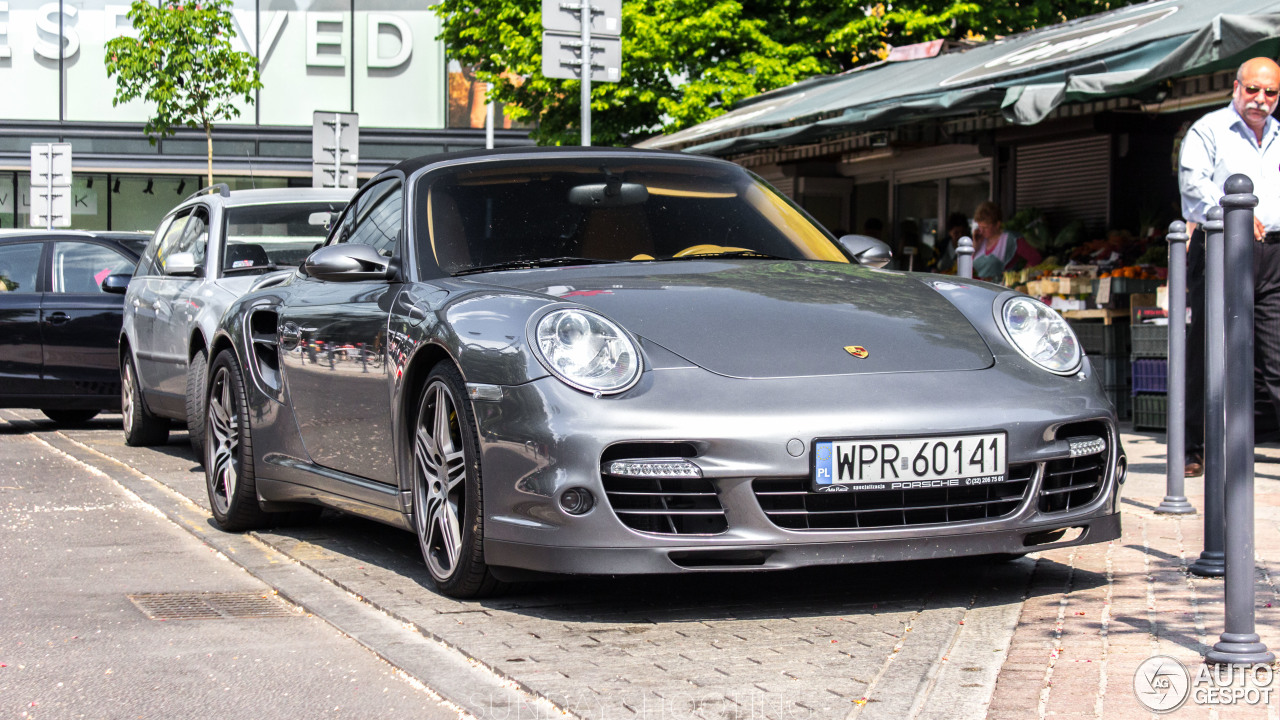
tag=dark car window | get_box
[51,242,136,294]
[417,160,845,276]
[137,215,177,277]
[223,201,346,271]
[340,179,402,258]
[0,243,43,293]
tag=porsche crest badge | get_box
[844,346,869,359]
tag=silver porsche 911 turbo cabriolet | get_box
[204,146,1125,598]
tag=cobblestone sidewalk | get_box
[988,431,1280,720]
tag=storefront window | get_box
[947,174,989,233]
[896,180,940,269]
[852,181,888,240]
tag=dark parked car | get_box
[203,147,1124,599]
[0,230,149,423]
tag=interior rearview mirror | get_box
[568,181,649,207]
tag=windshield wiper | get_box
[665,250,789,261]
[454,257,622,276]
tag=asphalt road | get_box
[0,409,1061,720]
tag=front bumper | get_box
[487,512,1122,574]
[473,358,1123,575]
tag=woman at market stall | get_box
[971,201,1042,282]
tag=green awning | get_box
[637,0,1280,156]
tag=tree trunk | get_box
[205,122,213,189]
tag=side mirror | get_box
[101,273,132,294]
[836,234,893,269]
[164,252,200,277]
[302,243,391,282]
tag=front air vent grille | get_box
[601,474,727,535]
[1039,454,1107,512]
[1040,423,1110,513]
[754,463,1035,531]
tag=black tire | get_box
[411,363,506,598]
[121,354,169,446]
[186,348,208,465]
[40,409,99,425]
[205,350,272,531]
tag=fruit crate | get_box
[1130,323,1169,358]
[1070,321,1129,356]
[1133,393,1168,430]
[1093,278,1163,295]
[1131,358,1168,394]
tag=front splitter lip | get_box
[484,512,1122,576]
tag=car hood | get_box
[472,260,995,379]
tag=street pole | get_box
[485,84,495,150]
[44,144,53,231]
[1205,174,1274,666]
[332,113,342,188]
[1191,206,1226,576]
[580,0,591,146]
[1156,220,1193,514]
[955,236,973,279]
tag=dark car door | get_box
[0,241,48,398]
[280,177,403,484]
[41,240,138,398]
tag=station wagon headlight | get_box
[534,308,641,394]
[1000,296,1081,375]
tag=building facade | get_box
[0,0,533,232]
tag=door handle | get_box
[45,312,70,325]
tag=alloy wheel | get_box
[413,381,468,581]
[206,366,240,517]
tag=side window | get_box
[0,243,43,293]
[137,214,177,277]
[342,179,403,258]
[172,206,211,267]
[52,242,137,294]
[156,209,193,275]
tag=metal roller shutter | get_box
[1014,135,1110,234]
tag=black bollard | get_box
[1156,221,1193,514]
[1191,206,1226,577]
[1205,174,1274,665]
[956,236,974,279]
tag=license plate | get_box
[812,432,1007,492]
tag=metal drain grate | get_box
[128,592,296,620]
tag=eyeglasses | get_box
[1242,84,1280,98]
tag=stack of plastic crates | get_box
[1071,321,1131,419]
[1130,323,1169,430]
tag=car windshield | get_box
[417,159,849,276]
[222,201,345,272]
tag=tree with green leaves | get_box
[435,0,1144,146]
[106,0,262,187]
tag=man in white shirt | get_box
[1179,56,1280,477]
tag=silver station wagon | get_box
[119,185,352,455]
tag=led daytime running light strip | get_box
[1068,436,1106,458]
[604,459,702,478]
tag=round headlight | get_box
[534,308,641,394]
[1000,296,1081,374]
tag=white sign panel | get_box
[541,31,621,83]
[541,0,621,36]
